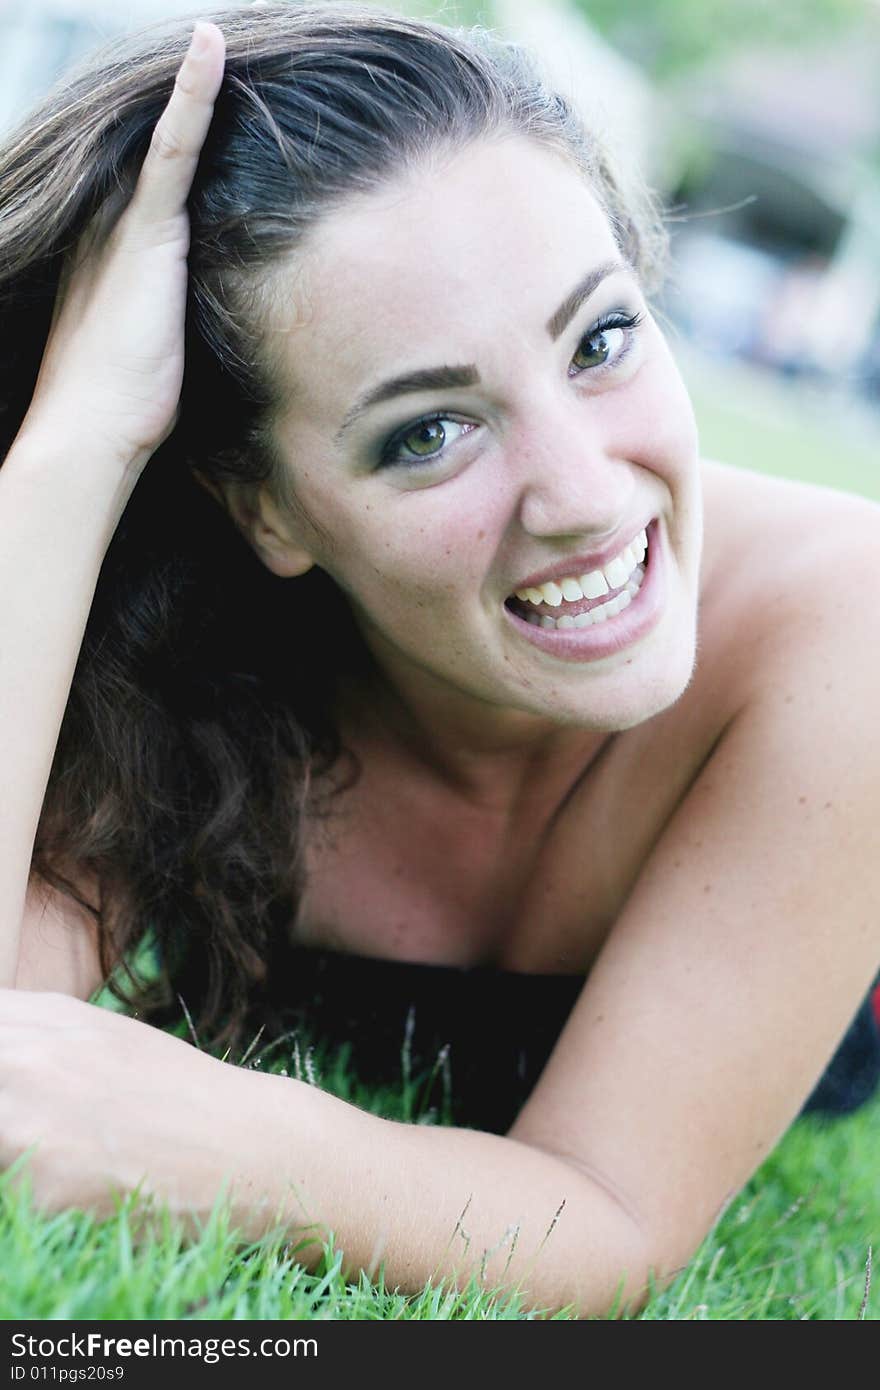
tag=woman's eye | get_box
[378,416,473,470]
[569,311,643,377]
[375,310,644,472]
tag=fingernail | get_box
[189,22,211,57]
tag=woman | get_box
[1,3,878,1318]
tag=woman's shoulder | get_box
[699,457,879,678]
[700,456,879,580]
[652,455,880,755]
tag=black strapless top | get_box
[278,947,880,1134]
[280,946,586,1134]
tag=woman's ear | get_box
[192,471,315,579]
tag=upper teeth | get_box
[515,528,648,607]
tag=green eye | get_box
[378,415,472,470]
[572,329,616,370]
[570,311,643,374]
[399,419,447,458]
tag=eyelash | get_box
[376,309,645,471]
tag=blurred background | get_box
[2,0,879,499]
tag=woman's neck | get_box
[333,650,613,817]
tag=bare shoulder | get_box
[508,459,880,1273]
[699,457,880,697]
[16,871,104,999]
[701,456,879,590]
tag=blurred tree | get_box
[573,0,872,77]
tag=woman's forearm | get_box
[0,991,653,1318]
[232,1068,651,1320]
[0,26,227,988]
[0,425,136,984]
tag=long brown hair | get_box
[0,1,668,1049]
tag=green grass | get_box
[3,354,878,1322]
[1,1019,878,1321]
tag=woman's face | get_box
[258,134,702,736]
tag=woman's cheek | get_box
[365,494,501,596]
[628,344,700,483]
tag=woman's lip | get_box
[502,519,665,662]
[510,519,655,596]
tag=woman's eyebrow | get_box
[333,258,628,443]
[545,258,630,340]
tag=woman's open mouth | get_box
[502,520,664,661]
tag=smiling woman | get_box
[0,1,878,1321]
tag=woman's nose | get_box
[512,394,637,541]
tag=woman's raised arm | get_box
[0,22,225,986]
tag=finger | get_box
[127,22,226,226]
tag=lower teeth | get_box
[522,563,646,629]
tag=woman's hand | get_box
[0,990,271,1231]
[22,22,225,475]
